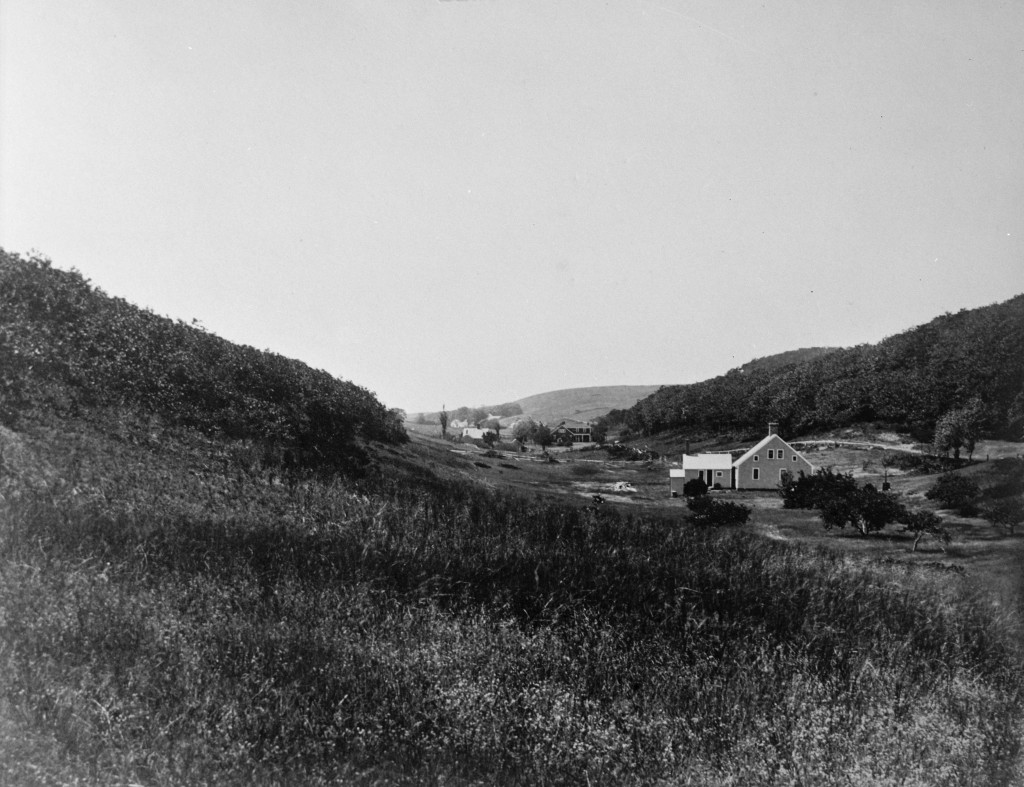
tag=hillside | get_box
[737,346,838,374]
[0,250,405,468]
[513,385,664,423]
[623,295,1024,442]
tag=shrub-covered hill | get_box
[622,295,1024,441]
[0,250,405,468]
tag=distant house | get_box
[669,423,814,494]
[461,427,496,440]
[669,453,734,495]
[551,419,593,445]
[732,425,813,490]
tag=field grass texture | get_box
[1,420,1022,785]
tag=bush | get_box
[682,477,708,497]
[926,473,981,515]
[687,495,750,527]
[981,496,1024,535]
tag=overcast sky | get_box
[2,1,1022,414]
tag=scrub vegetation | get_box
[614,294,1024,441]
[2,252,1023,784]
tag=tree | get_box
[482,430,498,449]
[783,469,904,536]
[933,398,984,460]
[590,419,608,444]
[484,417,502,439]
[438,406,449,439]
[902,510,951,552]
[820,485,904,536]
[512,418,537,447]
[780,468,858,510]
[470,407,489,428]
[533,422,553,451]
[981,497,1024,535]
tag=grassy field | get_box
[2,417,1023,784]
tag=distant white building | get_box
[462,427,496,440]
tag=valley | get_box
[2,251,1023,785]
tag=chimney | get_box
[768,422,779,436]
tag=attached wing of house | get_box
[669,453,734,493]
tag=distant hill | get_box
[514,385,664,423]
[622,295,1024,441]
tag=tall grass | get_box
[1,422,1022,784]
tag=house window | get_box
[778,450,784,460]
[780,469,788,481]
[753,455,759,462]
[792,455,798,462]
[752,467,760,481]
[767,449,774,459]
[715,471,723,477]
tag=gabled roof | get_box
[682,453,734,470]
[733,433,797,465]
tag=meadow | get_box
[2,416,1023,785]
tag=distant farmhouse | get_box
[551,419,593,445]
[669,423,814,494]
[461,426,496,440]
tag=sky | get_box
[2,1,1023,414]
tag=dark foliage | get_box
[0,251,405,469]
[782,469,906,536]
[621,295,1024,440]
[926,473,981,516]
[682,477,709,497]
[983,458,1024,499]
[687,495,751,527]
[781,468,858,510]
[981,497,1024,535]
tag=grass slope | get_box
[2,415,1023,785]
